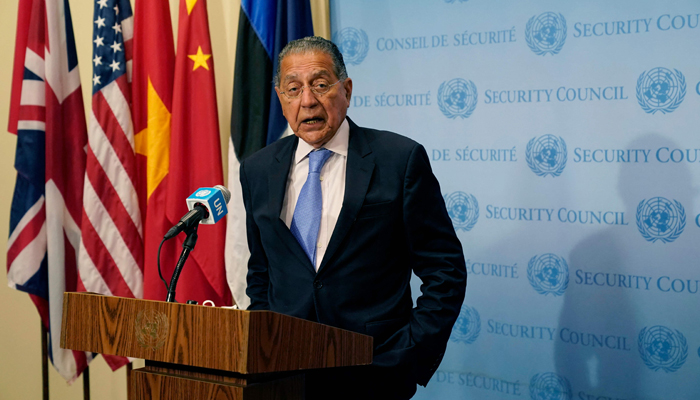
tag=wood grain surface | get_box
[60,293,372,374]
[247,310,373,373]
[130,368,304,400]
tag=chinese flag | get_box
[162,0,231,305]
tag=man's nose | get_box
[300,86,319,107]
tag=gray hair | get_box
[275,36,348,87]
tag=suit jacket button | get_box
[313,280,323,289]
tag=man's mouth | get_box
[302,118,323,125]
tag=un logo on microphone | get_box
[444,192,479,231]
[638,326,688,373]
[636,67,686,114]
[450,304,480,344]
[636,197,686,243]
[332,27,369,66]
[527,254,569,296]
[529,373,572,400]
[438,78,478,119]
[526,135,567,177]
[525,12,567,56]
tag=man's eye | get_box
[314,83,329,90]
[286,86,300,93]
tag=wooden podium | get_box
[60,292,373,400]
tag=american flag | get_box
[78,0,143,304]
[7,0,91,382]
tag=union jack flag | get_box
[7,0,91,382]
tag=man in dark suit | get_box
[240,36,466,400]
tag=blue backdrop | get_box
[330,1,700,399]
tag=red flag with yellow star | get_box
[161,0,230,305]
[132,0,176,302]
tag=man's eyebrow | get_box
[283,70,332,83]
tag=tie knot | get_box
[308,148,333,174]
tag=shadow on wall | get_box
[555,133,699,400]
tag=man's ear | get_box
[343,77,353,103]
[275,86,283,103]
[274,86,289,121]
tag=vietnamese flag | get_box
[163,0,231,305]
[132,0,176,302]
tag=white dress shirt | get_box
[280,119,349,270]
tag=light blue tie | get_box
[290,148,333,267]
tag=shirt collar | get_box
[294,118,349,164]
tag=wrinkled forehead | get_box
[279,51,337,83]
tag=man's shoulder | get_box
[243,135,297,169]
[352,122,421,154]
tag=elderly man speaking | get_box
[240,36,467,400]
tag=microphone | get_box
[162,185,231,303]
[164,185,231,239]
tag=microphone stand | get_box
[165,223,199,303]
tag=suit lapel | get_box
[318,119,375,273]
[268,137,316,271]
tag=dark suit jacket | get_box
[240,118,467,390]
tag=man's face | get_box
[276,52,353,148]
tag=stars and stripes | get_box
[78,0,143,308]
[91,0,133,93]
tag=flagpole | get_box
[83,366,90,400]
[127,363,133,400]
[41,323,49,400]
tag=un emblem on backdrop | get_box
[636,68,686,114]
[638,326,688,372]
[525,12,567,56]
[636,197,686,243]
[450,304,481,344]
[529,372,572,400]
[527,254,569,296]
[437,78,478,119]
[332,27,369,66]
[526,135,567,177]
[444,192,479,231]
